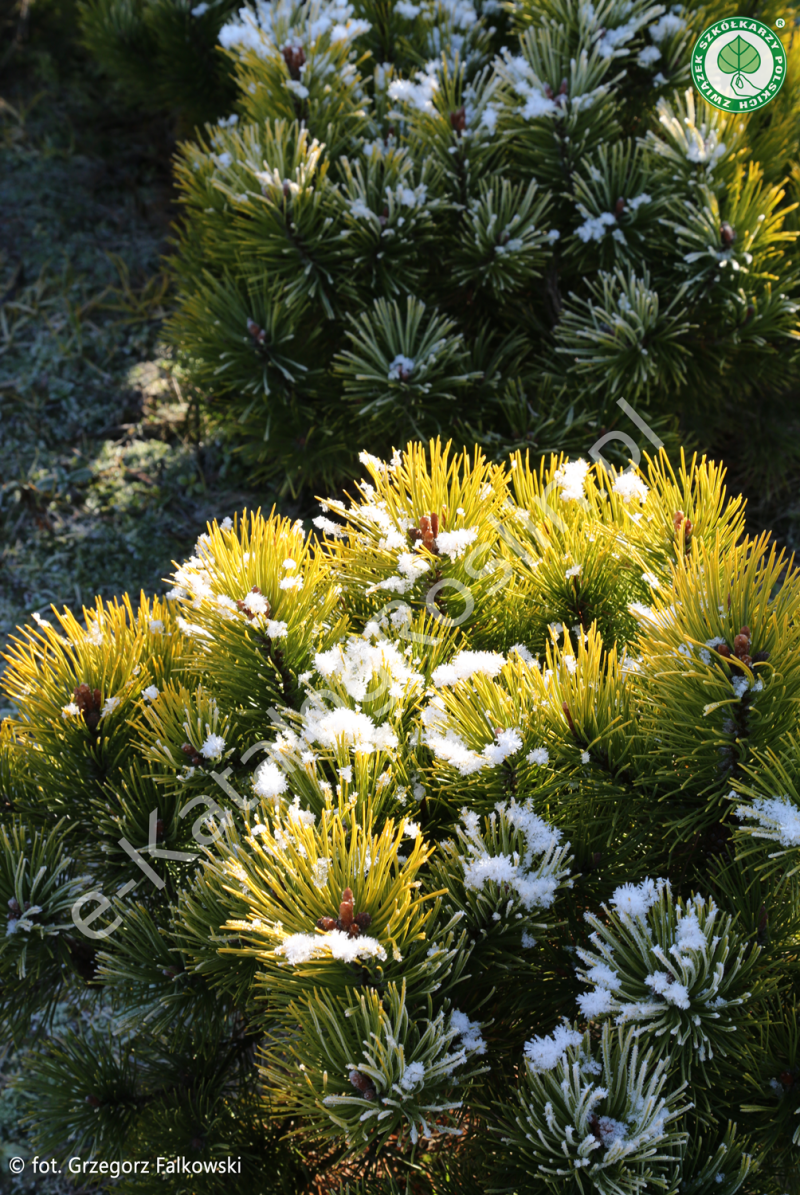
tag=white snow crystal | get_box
[313,515,346,538]
[577,987,615,1018]
[242,590,270,616]
[508,643,535,666]
[674,910,706,954]
[646,971,690,1008]
[637,45,662,66]
[424,729,487,775]
[554,458,590,501]
[396,552,430,580]
[388,71,438,114]
[432,650,505,687]
[142,685,159,702]
[398,1061,426,1090]
[253,761,289,800]
[527,747,549,766]
[612,472,649,503]
[305,706,399,753]
[450,1009,487,1055]
[611,877,669,920]
[435,528,478,561]
[482,728,523,765]
[576,212,617,242]
[524,1022,582,1073]
[736,795,800,848]
[585,962,619,989]
[649,13,686,41]
[200,732,226,760]
[387,353,415,380]
[315,637,422,701]
[276,930,387,965]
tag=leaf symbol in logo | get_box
[717,35,761,91]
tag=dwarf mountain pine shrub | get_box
[159,0,800,493]
[2,441,800,1192]
[78,0,239,129]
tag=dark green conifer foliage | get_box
[153,0,800,494]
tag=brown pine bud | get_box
[86,1094,100,1107]
[354,911,372,931]
[672,511,693,541]
[543,83,554,99]
[720,222,736,247]
[349,1070,377,1100]
[429,512,440,539]
[180,742,202,766]
[779,1072,794,1088]
[162,966,178,979]
[73,683,102,730]
[316,916,337,932]
[282,45,306,79]
[449,106,467,132]
[155,819,164,840]
[562,701,577,737]
[7,898,20,917]
[716,644,732,658]
[615,197,626,216]
[339,888,354,930]
[378,206,389,227]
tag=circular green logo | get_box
[691,17,787,112]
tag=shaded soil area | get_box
[0,0,309,689]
